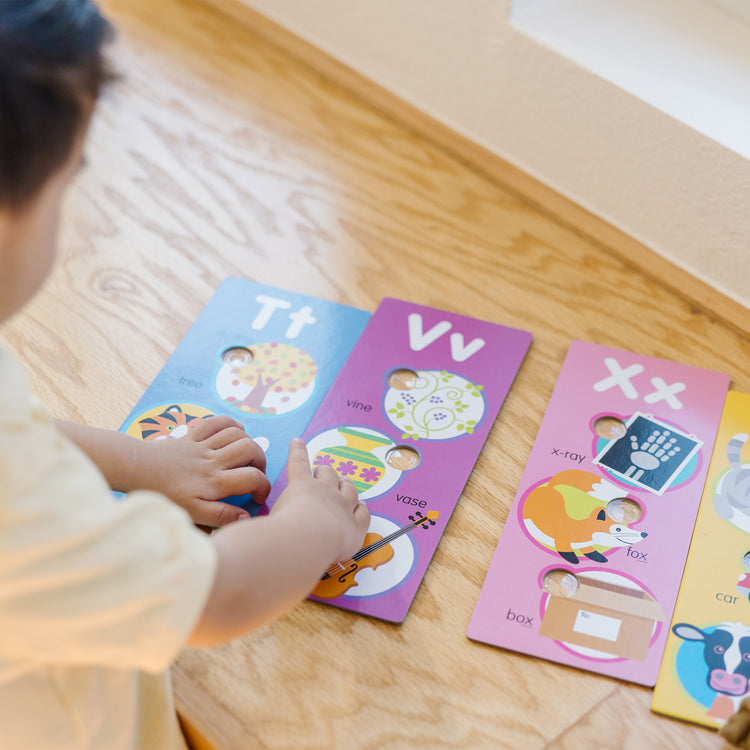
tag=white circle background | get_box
[339,514,417,598]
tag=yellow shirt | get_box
[0,348,217,749]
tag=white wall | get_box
[233,0,750,308]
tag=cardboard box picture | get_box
[539,573,666,661]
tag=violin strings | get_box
[321,517,426,577]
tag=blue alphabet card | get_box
[118,277,371,510]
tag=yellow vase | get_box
[313,427,392,494]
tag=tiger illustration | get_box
[136,404,212,440]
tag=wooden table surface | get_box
[3,0,750,748]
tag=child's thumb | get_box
[352,500,370,536]
[196,500,250,529]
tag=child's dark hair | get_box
[0,0,114,210]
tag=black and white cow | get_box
[673,622,750,717]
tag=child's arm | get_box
[55,416,270,527]
[189,439,370,645]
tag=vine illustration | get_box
[385,370,484,440]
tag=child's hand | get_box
[134,415,271,527]
[190,439,370,645]
[272,438,370,564]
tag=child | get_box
[0,2,370,748]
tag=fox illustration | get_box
[522,470,648,564]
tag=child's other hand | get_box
[272,438,370,564]
[189,439,370,644]
[137,415,270,527]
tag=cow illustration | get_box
[672,622,750,721]
[522,469,648,564]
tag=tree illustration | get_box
[230,342,317,414]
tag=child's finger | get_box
[215,436,267,473]
[218,466,272,504]
[353,500,371,536]
[285,438,312,483]
[202,426,250,451]
[313,463,340,485]
[192,499,250,528]
[338,476,358,503]
[187,416,244,442]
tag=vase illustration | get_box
[313,427,393,495]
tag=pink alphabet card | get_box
[467,340,730,685]
[266,297,533,623]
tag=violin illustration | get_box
[313,510,440,600]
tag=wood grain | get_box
[197,0,750,343]
[1,0,747,748]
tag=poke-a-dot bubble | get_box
[593,416,627,440]
[387,368,419,391]
[542,569,579,598]
[606,498,642,524]
[222,346,254,367]
[385,445,421,471]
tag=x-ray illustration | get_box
[594,412,702,495]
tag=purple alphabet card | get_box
[467,340,730,685]
[266,297,533,623]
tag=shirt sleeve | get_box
[0,359,217,673]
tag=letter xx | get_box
[593,357,686,410]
